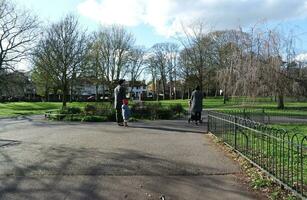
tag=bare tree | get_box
[146,54,159,100]
[177,22,216,93]
[84,37,105,101]
[92,25,135,98]
[165,43,179,99]
[0,0,38,72]
[150,43,168,100]
[178,49,196,99]
[31,62,55,101]
[127,46,145,97]
[32,15,88,108]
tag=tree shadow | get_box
[130,120,208,134]
[0,144,256,199]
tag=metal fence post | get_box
[208,112,210,132]
[234,116,237,150]
[262,108,265,124]
[243,108,246,119]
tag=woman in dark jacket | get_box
[189,86,203,125]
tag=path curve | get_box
[0,115,262,200]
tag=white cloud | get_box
[78,0,307,36]
[296,53,307,62]
[78,0,146,26]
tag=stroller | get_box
[188,100,202,125]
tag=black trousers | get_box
[116,108,123,123]
[191,111,201,121]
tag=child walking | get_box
[122,99,131,127]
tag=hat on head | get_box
[118,79,125,85]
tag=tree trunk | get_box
[156,80,159,101]
[161,79,166,100]
[62,85,68,108]
[223,87,228,104]
[169,84,172,100]
[102,84,105,101]
[277,94,284,109]
[95,84,99,102]
[70,85,73,102]
[44,86,49,102]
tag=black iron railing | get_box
[220,108,307,124]
[208,111,307,199]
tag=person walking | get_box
[189,86,204,125]
[114,79,126,126]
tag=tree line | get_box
[0,0,306,109]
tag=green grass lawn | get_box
[160,97,307,108]
[0,102,90,117]
[158,97,238,109]
[270,124,307,137]
[159,97,307,116]
[3,97,307,117]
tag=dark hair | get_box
[118,79,125,85]
[195,86,200,90]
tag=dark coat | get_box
[114,85,126,109]
[190,90,203,113]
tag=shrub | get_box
[157,108,173,119]
[146,102,162,119]
[129,117,138,122]
[82,116,108,122]
[169,103,185,117]
[67,107,82,114]
[131,101,175,120]
[63,115,83,121]
[58,107,81,115]
[106,109,116,122]
[84,104,97,115]
[131,102,150,119]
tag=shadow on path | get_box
[0,145,254,200]
[131,120,208,134]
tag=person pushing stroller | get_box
[188,86,204,125]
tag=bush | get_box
[157,108,173,119]
[59,107,82,114]
[106,109,116,122]
[129,117,138,122]
[82,115,108,122]
[131,101,175,120]
[146,102,162,119]
[131,102,150,119]
[84,104,97,115]
[67,107,82,114]
[63,115,83,121]
[169,103,185,117]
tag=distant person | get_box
[114,79,126,126]
[122,99,131,127]
[188,86,204,125]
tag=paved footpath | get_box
[0,116,262,200]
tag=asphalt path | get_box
[0,116,261,200]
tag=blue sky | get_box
[14,0,307,64]
[14,0,176,47]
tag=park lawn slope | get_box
[0,102,89,117]
[3,98,307,118]
[159,97,307,112]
